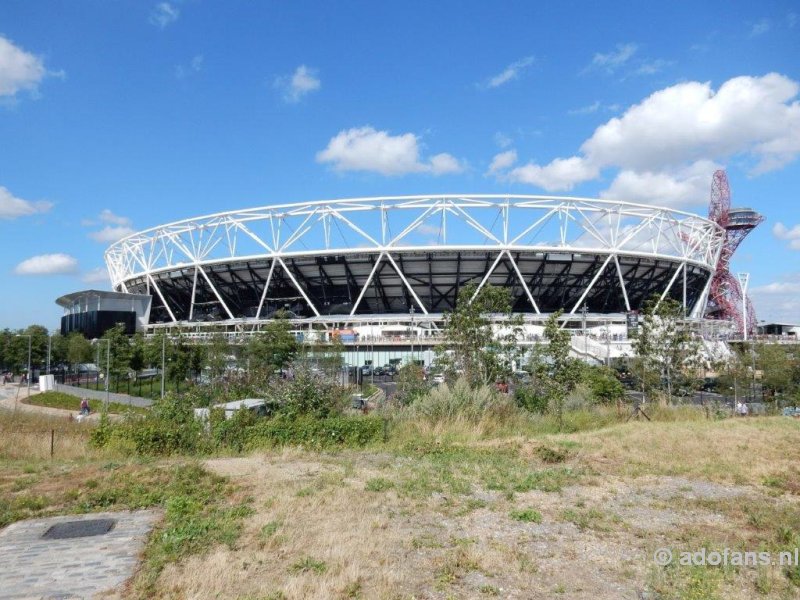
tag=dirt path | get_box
[0,384,101,421]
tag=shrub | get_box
[273,372,349,419]
[246,415,384,449]
[91,393,206,455]
[509,508,543,523]
[514,384,549,414]
[405,378,518,423]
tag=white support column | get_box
[256,259,277,319]
[506,250,540,314]
[690,271,714,319]
[682,260,688,312]
[197,266,235,320]
[276,257,321,317]
[471,252,506,302]
[612,255,631,312]
[737,272,750,341]
[569,253,613,315]
[189,266,199,321]
[657,262,684,309]
[350,252,384,316]
[147,273,177,322]
[384,253,428,314]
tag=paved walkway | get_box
[54,383,152,408]
[0,510,159,599]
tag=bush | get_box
[272,372,348,419]
[246,415,384,449]
[91,393,206,456]
[404,378,519,423]
[514,384,549,414]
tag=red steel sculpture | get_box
[705,170,764,336]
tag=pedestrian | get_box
[80,398,90,416]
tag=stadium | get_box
[68,195,727,365]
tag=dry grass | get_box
[145,417,800,600]
[0,409,99,461]
[561,416,800,486]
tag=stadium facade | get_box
[60,195,729,365]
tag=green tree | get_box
[128,333,146,376]
[631,296,702,402]
[583,365,625,405]
[50,333,69,368]
[206,334,231,382]
[246,318,298,372]
[437,283,523,386]
[530,310,583,427]
[394,363,429,405]
[101,324,132,378]
[66,333,92,368]
[755,343,793,399]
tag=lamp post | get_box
[161,334,166,399]
[409,305,415,365]
[15,334,31,400]
[92,338,111,410]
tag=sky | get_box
[1,0,799,329]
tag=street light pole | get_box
[15,334,32,399]
[161,333,166,399]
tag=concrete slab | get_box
[0,510,159,599]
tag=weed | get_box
[260,520,282,539]
[509,508,542,523]
[289,556,327,575]
[365,477,394,492]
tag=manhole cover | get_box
[42,519,116,540]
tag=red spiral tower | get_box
[704,170,764,336]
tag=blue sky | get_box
[1,0,799,328]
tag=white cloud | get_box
[582,74,800,173]
[773,222,800,250]
[632,59,671,76]
[317,126,463,176]
[600,160,721,207]
[487,150,517,175]
[89,226,135,244]
[416,223,441,236]
[482,56,535,89]
[275,65,320,103]
[0,186,53,219]
[494,132,513,148]
[506,156,600,192]
[98,209,131,227]
[150,2,179,28]
[176,54,203,78]
[81,267,110,284]
[568,101,601,115]
[492,73,800,201]
[429,153,462,175]
[749,18,770,37]
[750,275,800,322]
[85,210,134,243]
[14,253,78,276]
[588,43,638,73]
[0,35,46,98]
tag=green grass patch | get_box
[24,391,146,415]
[365,477,394,492]
[510,508,543,523]
[289,556,327,575]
